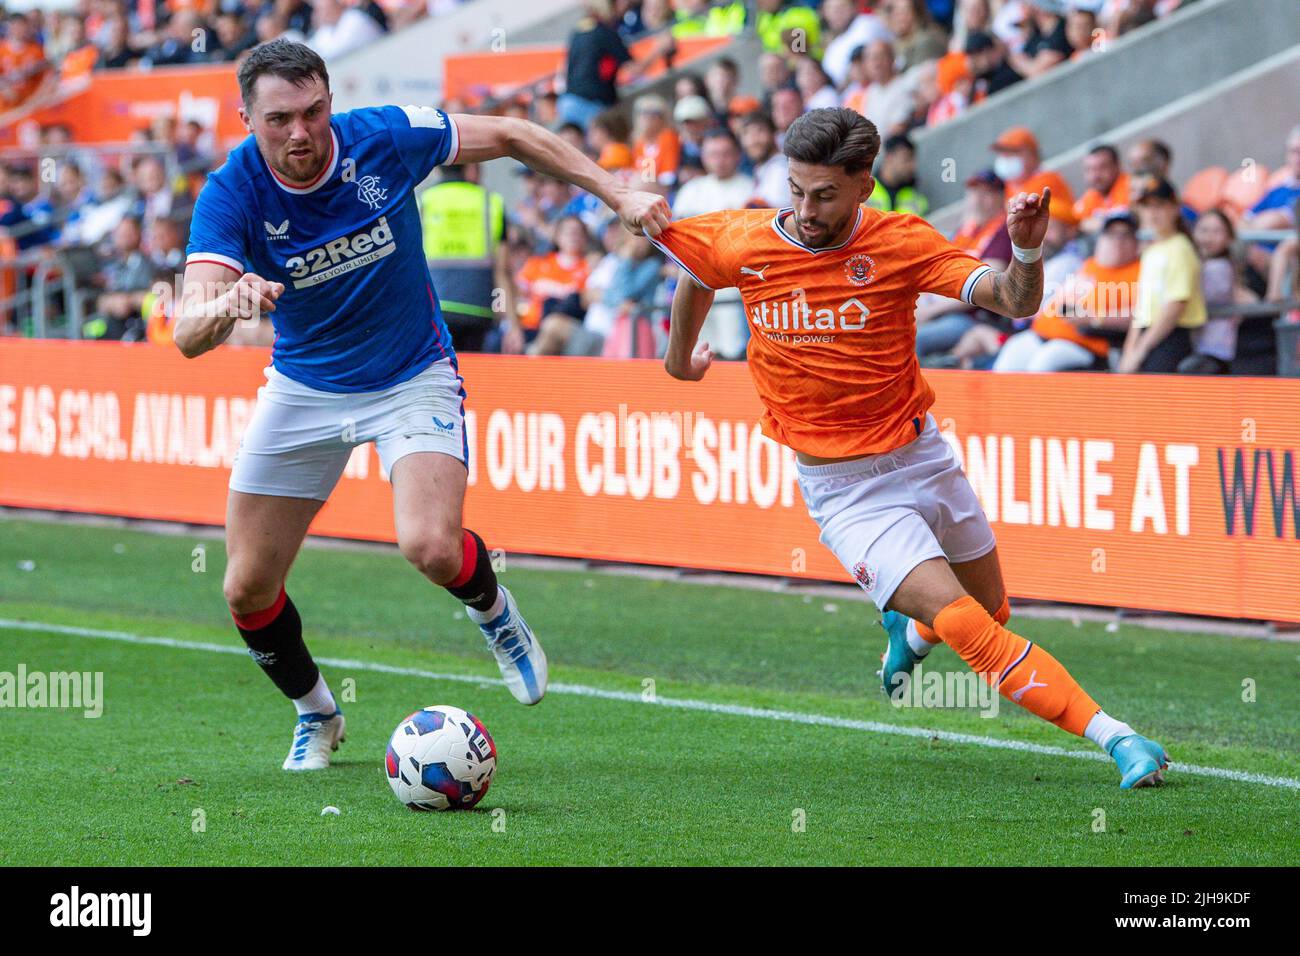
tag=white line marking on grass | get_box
[4,617,1298,791]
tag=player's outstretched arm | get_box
[970,188,1049,320]
[173,262,283,359]
[664,275,716,381]
[450,114,671,238]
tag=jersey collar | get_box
[771,205,863,254]
[265,126,339,195]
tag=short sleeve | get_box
[647,211,741,290]
[1163,241,1201,302]
[185,179,246,274]
[388,105,460,181]
[903,215,993,304]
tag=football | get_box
[384,706,497,811]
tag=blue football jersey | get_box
[186,105,460,392]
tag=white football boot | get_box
[478,585,548,705]
[282,710,346,771]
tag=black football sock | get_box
[231,587,320,700]
[444,529,500,614]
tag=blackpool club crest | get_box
[852,561,877,592]
[356,174,388,210]
[844,253,877,286]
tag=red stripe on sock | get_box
[448,530,476,588]
[232,586,287,630]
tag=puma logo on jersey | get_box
[283,216,395,289]
[264,219,289,239]
[740,264,770,280]
[1010,670,1048,702]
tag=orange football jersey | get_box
[651,206,993,458]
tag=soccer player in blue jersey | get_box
[174,40,671,770]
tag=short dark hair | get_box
[702,127,740,149]
[782,108,880,176]
[883,133,915,155]
[1088,143,1119,164]
[236,39,329,106]
[739,110,775,133]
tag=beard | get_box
[268,139,328,184]
[791,207,852,248]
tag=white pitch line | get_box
[3,617,1298,792]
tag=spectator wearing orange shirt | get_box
[1074,144,1130,234]
[991,126,1075,209]
[994,212,1142,372]
[513,216,596,355]
[630,94,681,190]
[0,14,51,109]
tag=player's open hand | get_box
[1006,186,1051,250]
[666,339,714,381]
[617,189,672,238]
[225,272,284,322]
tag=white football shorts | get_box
[796,414,996,611]
[229,358,467,500]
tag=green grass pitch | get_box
[1,516,1296,866]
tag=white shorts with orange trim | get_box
[796,414,996,611]
[229,358,467,500]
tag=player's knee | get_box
[223,571,281,616]
[399,531,462,584]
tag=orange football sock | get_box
[931,595,1100,736]
[914,594,1008,644]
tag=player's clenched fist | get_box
[223,272,284,320]
[665,339,715,382]
[617,190,672,238]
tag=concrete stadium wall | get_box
[913,0,1300,211]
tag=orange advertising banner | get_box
[0,65,245,147]
[2,339,1298,621]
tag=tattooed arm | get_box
[970,187,1051,319]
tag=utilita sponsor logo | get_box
[49,886,151,936]
[749,294,870,334]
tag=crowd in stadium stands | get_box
[1,0,1297,375]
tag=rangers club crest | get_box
[844,253,877,286]
[852,561,877,592]
[356,174,388,210]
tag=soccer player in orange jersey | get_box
[649,108,1169,789]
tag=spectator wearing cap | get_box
[560,1,671,130]
[915,169,1011,358]
[725,95,762,142]
[794,56,840,111]
[820,0,894,89]
[1074,144,1129,233]
[882,0,949,72]
[631,94,682,190]
[953,192,1085,366]
[867,134,929,216]
[1120,175,1206,373]
[965,31,1023,99]
[1009,0,1073,79]
[991,126,1075,209]
[853,41,915,138]
[754,0,823,57]
[994,212,1142,372]
[674,95,715,168]
[927,49,972,125]
[738,111,790,208]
